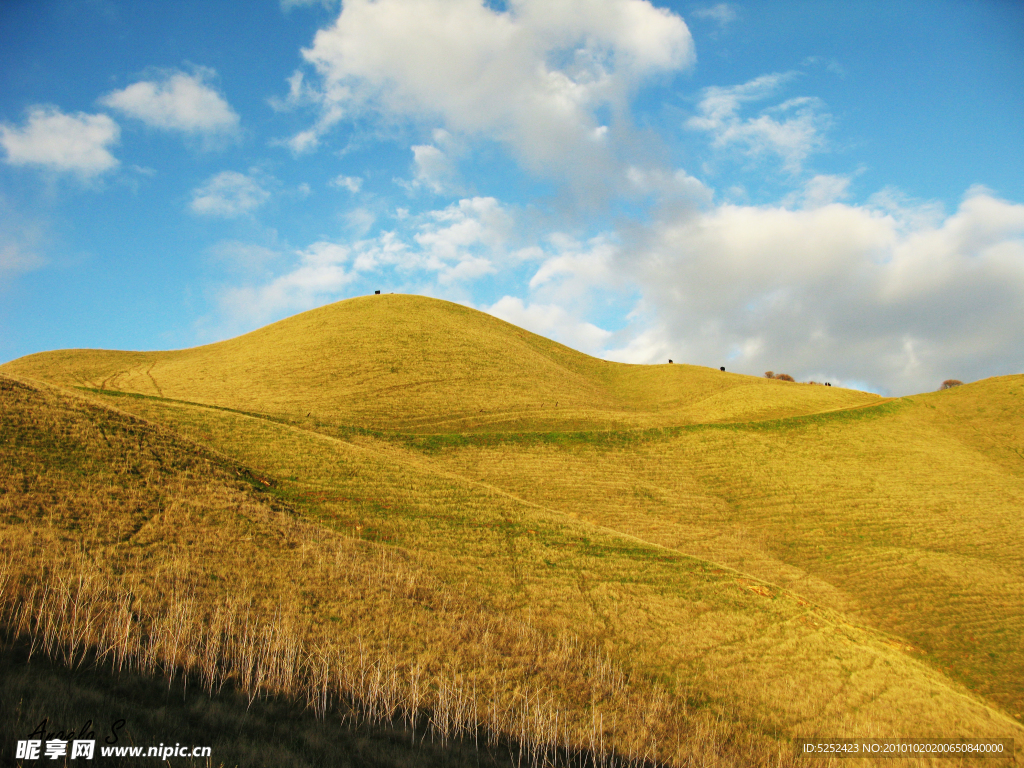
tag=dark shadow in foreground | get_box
[0,641,532,768]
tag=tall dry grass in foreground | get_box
[1,374,801,767]
[6,371,1021,765]
[5,320,1023,768]
[0,548,609,765]
[89,375,1024,754]
[0,541,780,768]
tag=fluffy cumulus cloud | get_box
[409,144,454,194]
[0,106,119,177]
[610,187,1024,395]
[795,174,851,209]
[528,233,617,295]
[625,165,713,204]
[190,171,271,217]
[292,0,694,185]
[100,69,239,141]
[410,196,510,281]
[485,296,612,355]
[208,174,1024,396]
[217,196,516,325]
[220,240,356,327]
[687,73,831,172]
[269,72,347,154]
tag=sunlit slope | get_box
[416,374,1024,720]
[0,294,878,431]
[909,374,1024,475]
[44,380,1024,763]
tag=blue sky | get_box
[2,0,1022,396]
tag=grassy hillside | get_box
[2,296,1023,766]
[2,375,720,766]
[1,294,879,432]
[417,376,1024,718]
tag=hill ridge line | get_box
[60,374,805,588]
[65,379,939,650]
[65,382,898,438]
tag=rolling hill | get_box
[2,294,880,432]
[2,294,1022,767]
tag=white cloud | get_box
[529,233,617,291]
[396,129,464,194]
[295,0,694,185]
[270,71,350,154]
[0,106,119,177]
[410,144,453,193]
[465,231,633,359]
[0,195,47,283]
[284,105,345,154]
[0,240,43,281]
[347,230,409,273]
[692,4,737,26]
[100,69,239,140]
[613,188,1024,394]
[866,186,945,233]
[344,207,376,238]
[416,197,509,254]
[204,173,1024,397]
[190,171,271,217]
[625,165,713,206]
[803,55,847,78]
[271,71,312,112]
[603,324,671,364]
[782,173,851,209]
[220,240,355,326]
[300,240,351,267]
[331,174,363,192]
[687,73,831,172]
[216,195,517,326]
[801,174,850,208]
[215,195,520,331]
[485,295,612,354]
[411,196,510,281]
[284,129,320,154]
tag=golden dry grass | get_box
[415,377,1024,718]
[1,376,798,766]
[2,295,1023,766]
[73,385,1023,747]
[1,294,879,432]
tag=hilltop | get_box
[1,294,879,432]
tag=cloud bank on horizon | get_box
[1,0,1022,396]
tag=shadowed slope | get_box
[0,294,879,432]
[4,374,1022,767]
